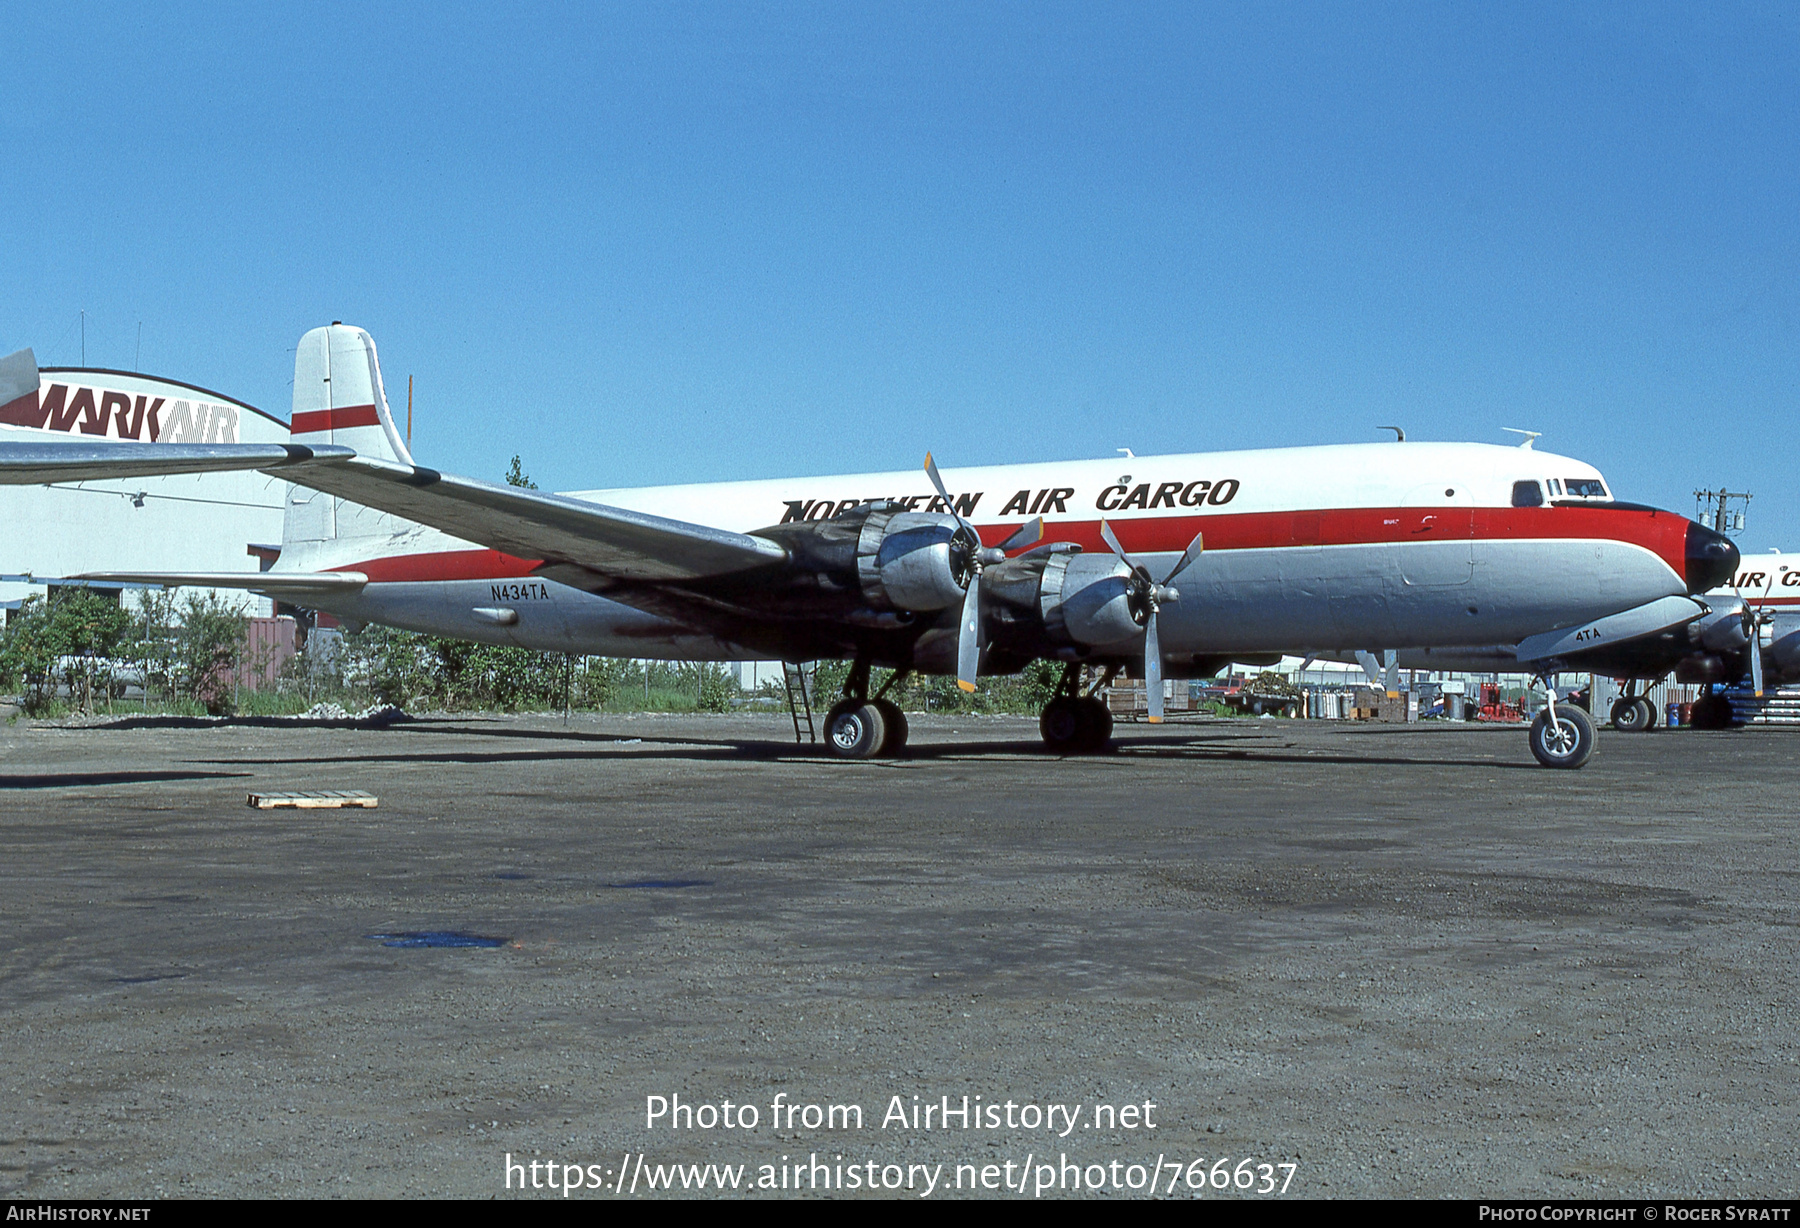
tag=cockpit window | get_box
[1511,480,1544,508]
[1562,478,1607,498]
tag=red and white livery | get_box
[0,325,1743,767]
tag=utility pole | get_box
[1694,488,1752,535]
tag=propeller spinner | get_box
[1097,519,1205,722]
[923,453,1042,692]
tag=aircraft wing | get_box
[0,441,351,482]
[73,570,369,595]
[0,443,788,583]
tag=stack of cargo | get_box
[1726,686,1800,725]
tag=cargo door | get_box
[1398,481,1474,586]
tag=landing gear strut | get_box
[1529,674,1595,769]
[1039,663,1113,755]
[823,658,910,759]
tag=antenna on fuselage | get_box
[1502,428,1541,449]
[1379,426,1405,442]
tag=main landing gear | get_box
[1039,663,1114,755]
[1608,680,1658,733]
[822,658,909,760]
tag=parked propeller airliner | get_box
[0,325,1741,767]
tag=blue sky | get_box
[3,3,1796,545]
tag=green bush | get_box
[0,590,133,715]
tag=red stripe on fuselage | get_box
[338,549,542,583]
[325,504,1691,586]
[292,404,381,434]
[986,505,1690,581]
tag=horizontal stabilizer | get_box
[74,570,368,594]
[1515,595,1706,666]
[0,442,354,484]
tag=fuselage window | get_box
[1512,480,1544,508]
[1563,478,1607,498]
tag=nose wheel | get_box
[1529,702,1595,768]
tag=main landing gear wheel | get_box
[1079,695,1112,749]
[871,698,908,757]
[825,699,886,760]
[1529,703,1595,769]
[1039,695,1112,754]
[1687,693,1736,730]
[1610,695,1655,733]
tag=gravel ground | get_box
[0,711,1794,1199]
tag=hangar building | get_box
[0,354,289,617]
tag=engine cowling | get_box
[983,550,1145,655]
[1767,628,1800,684]
[1693,601,1751,653]
[854,509,970,613]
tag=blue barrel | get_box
[1667,702,1681,728]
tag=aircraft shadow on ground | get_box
[0,770,251,789]
[186,718,1536,772]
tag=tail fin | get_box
[282,324,415,563]
[290,324,413,465]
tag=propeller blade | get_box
[1750,618,1766,699]
[956,569,981,692]
[1161,531,1205,585]
[923,453,970,530]
[1145,610,1164,723]
[999,517,1044,553]
[1098,517,1130,562]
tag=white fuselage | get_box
[282,441,1697,669]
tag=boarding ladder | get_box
[781,662,817,745]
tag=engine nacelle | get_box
[1042,552,1144,647]
[1676,654,1728,684]
[1693,601,1751,653]
[984,550,1144,654]
[855,509,969,613]
[1766,628,1800,684]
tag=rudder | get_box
[281,324,416,563]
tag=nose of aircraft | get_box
[1685,520,1739,594]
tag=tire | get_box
[1610,696,1652,733]
[1635,695,1659,731]
[872,698,908,757]
[825,699,887,759]
[1529,703,1595,769]
[1078,696,1113,751]
[1687,693,1736,730]
[1040,697,1084,753]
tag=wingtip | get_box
[957,679,977,693]
[1147,715,1162,724]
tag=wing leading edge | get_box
[0,442,788,583]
